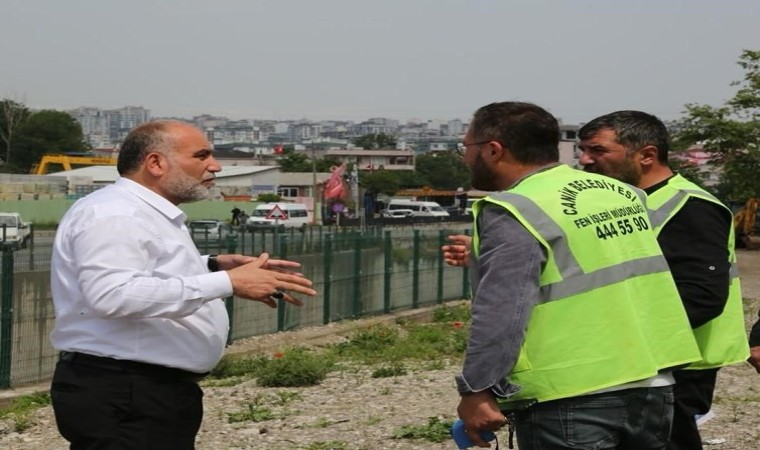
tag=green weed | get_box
[274,390,302,405]
[371,363,407,378]
[329,325,398,362]
[210,348,334,387]
[325,308,469,367]
[256,348,334,387]
[364,415,383,426]
[210,354,269,379]
[432,304,471,323]
[392,416,453,443]
[227,404,277,423]
[0,392,51,432]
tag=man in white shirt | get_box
[49,120,317,449]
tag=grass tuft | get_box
[0,392,51,432]
[371,363,408,378]
[392,416,453,443]
[256,347,334,387]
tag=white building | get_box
[68,106,151,147]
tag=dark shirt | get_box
[645,177,732,329]
[751,315,760,347]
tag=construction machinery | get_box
[734,198,760,249]
[30,154,117,175]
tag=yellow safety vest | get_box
[472,165,700,404]
[646,174,749,369]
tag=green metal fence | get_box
[0,224,472,388]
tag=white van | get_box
[246,203,310,229]
[0,212,32,249]
[387,199,449,218]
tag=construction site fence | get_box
[0,224,472,389]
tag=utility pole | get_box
[351,164,361,228]
[311,146,318,225]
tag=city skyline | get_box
[2,1,758,125]
[68,104,470,125]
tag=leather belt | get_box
[59,351,208,383]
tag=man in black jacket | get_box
[579,110,747,450]
[749,317,760,373]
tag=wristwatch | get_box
[207,255,220,272]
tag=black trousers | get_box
[669,368,719,450]
[51,353,204,450]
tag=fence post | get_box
[412,229,420,309]
[29,224,35,271]
[352,232,362,317]
[308,225,314,253]
[277,234,288,332]
[238,227,248,256]
[322,234,333,324]
[437,230,445,304]
[0,248,14,388]
[224,233,238,345]
[383,230,392,314]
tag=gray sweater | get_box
[455,205,545,397]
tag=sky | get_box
[1,0,758,125]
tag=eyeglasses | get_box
[455,140,492,157]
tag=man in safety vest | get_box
[578,110,749,450]
[750,317,760,373]
[452,102,701,449]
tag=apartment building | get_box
[325,149,414,171]
[68,106,151,147]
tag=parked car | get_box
[387,199,450,218]
[0,212,32,249]
[187,220,234,244]
[381,209,414,218]
[443,205,463,215]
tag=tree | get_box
[673,49,760,201]
[277,150,311,172]
[352,133,397,150]
[315,157,342,172]
[667,158,709,191]
[359,169,401,196]
[11,110,89,173]
[414,151,471,190]
[0,99,31,169]
[257,193,281,203]
[396,170,426,188]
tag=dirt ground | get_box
[1,252,759,450]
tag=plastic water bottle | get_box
[451,419,496,449]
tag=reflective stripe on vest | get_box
[487,190,671,302]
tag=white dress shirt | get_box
[50,177,231,373]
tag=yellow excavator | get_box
[30,154,117,175]
[734,198,759,249]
